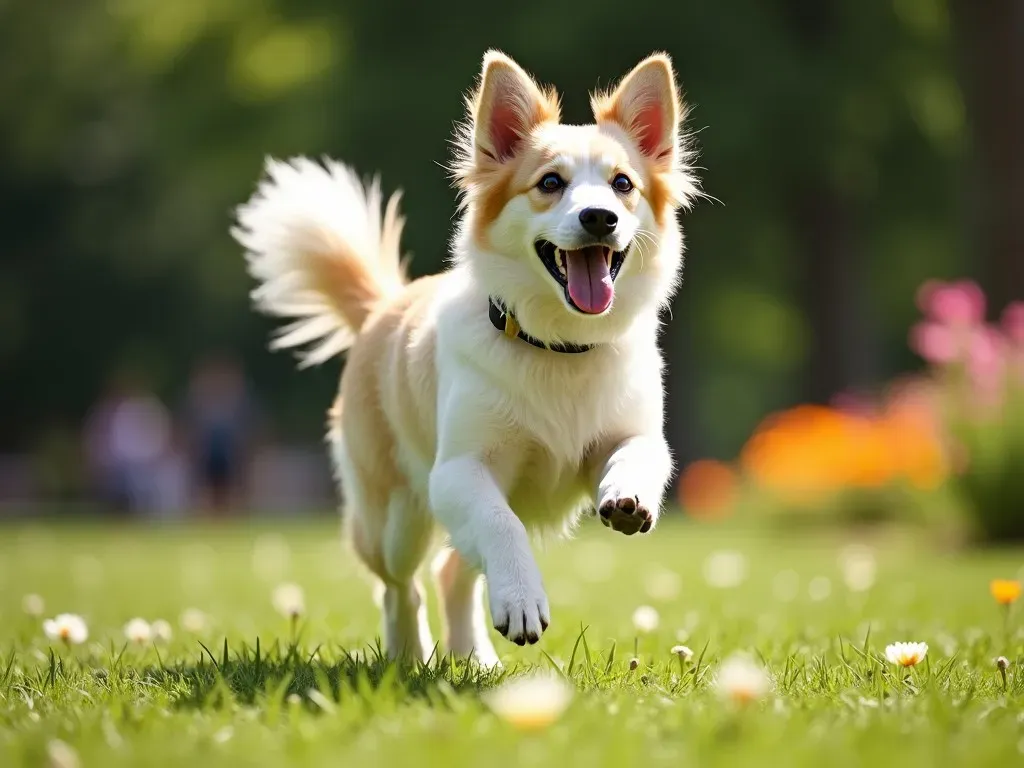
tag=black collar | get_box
[487,298,594,354]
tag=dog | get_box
[232,50,700,666]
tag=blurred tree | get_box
[948,0,1024,314]
[0,0,986,486]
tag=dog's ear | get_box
[470,51,560,163]
[592,53,682,169]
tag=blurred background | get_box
[1,0,1021,539]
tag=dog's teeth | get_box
[556,249,567,276]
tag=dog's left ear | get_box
[592,53,682,170]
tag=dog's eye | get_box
[611,173,634,193]
[537,172,565,193]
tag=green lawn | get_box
[1,515,1022,767]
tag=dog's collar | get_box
[487,298,594,354]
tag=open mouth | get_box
[534,240,627,315]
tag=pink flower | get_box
[909,321,960,364]
[916,279,986,327]
[1003,302,1024,346]
[966,325,1008,404]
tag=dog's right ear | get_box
[469,51,560,164]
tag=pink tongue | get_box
[565,246,613,314]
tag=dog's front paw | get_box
[598,495,653,535]
[486,571,550,646]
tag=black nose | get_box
[579,207,618,238]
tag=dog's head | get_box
[451,51,700,345]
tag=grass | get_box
[1,514,1023,767]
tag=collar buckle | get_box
[488,298,594,354]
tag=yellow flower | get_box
[884,641,928,667]
[990,579,1022,606]
[482,672,573,731]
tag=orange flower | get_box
[678,459,738,520]
[738,393,950,506]
[990,579,1022,606]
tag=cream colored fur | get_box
[232,51,699,667]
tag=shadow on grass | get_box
[141,637,507,710]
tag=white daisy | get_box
[272,583,305,620]
[22,593,45,617]
[884,641,928,668]
[151,619,173,643]
[124,618,152,644]
[632,605,660,633]
[714,653,771,704]
[839,544,877,592]
[671,644,694,661]
[42,614,88,646]
[482,672,573,730]
[180,608,209,634]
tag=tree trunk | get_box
[948,0,1024,312]
[793,185,874,402]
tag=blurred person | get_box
[181,355,256,516]
[82,374,173,515]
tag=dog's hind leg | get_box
[333,414,434,663]
[378,487,435,662]
[432,547,500,668]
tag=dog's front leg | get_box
[428,387,549,646]
[593,435,672,535]
[429,455,549,645]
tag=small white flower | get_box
[632,605,660,633]
[884,641,928,668]
[671,645,694,661]
[703,550,748,589]
[839,544,877,593]
[150,619,173,643]
[180,608,209,634]
[43,614,88,645]
[714,653,771,704]
[124,618,152,644]
[482,672,573,730]
[22,593,45,617]
[272,583,305,619]
[46,739,80,768]
[997,656,1010,671]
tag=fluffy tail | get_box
[232,156,408,367]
